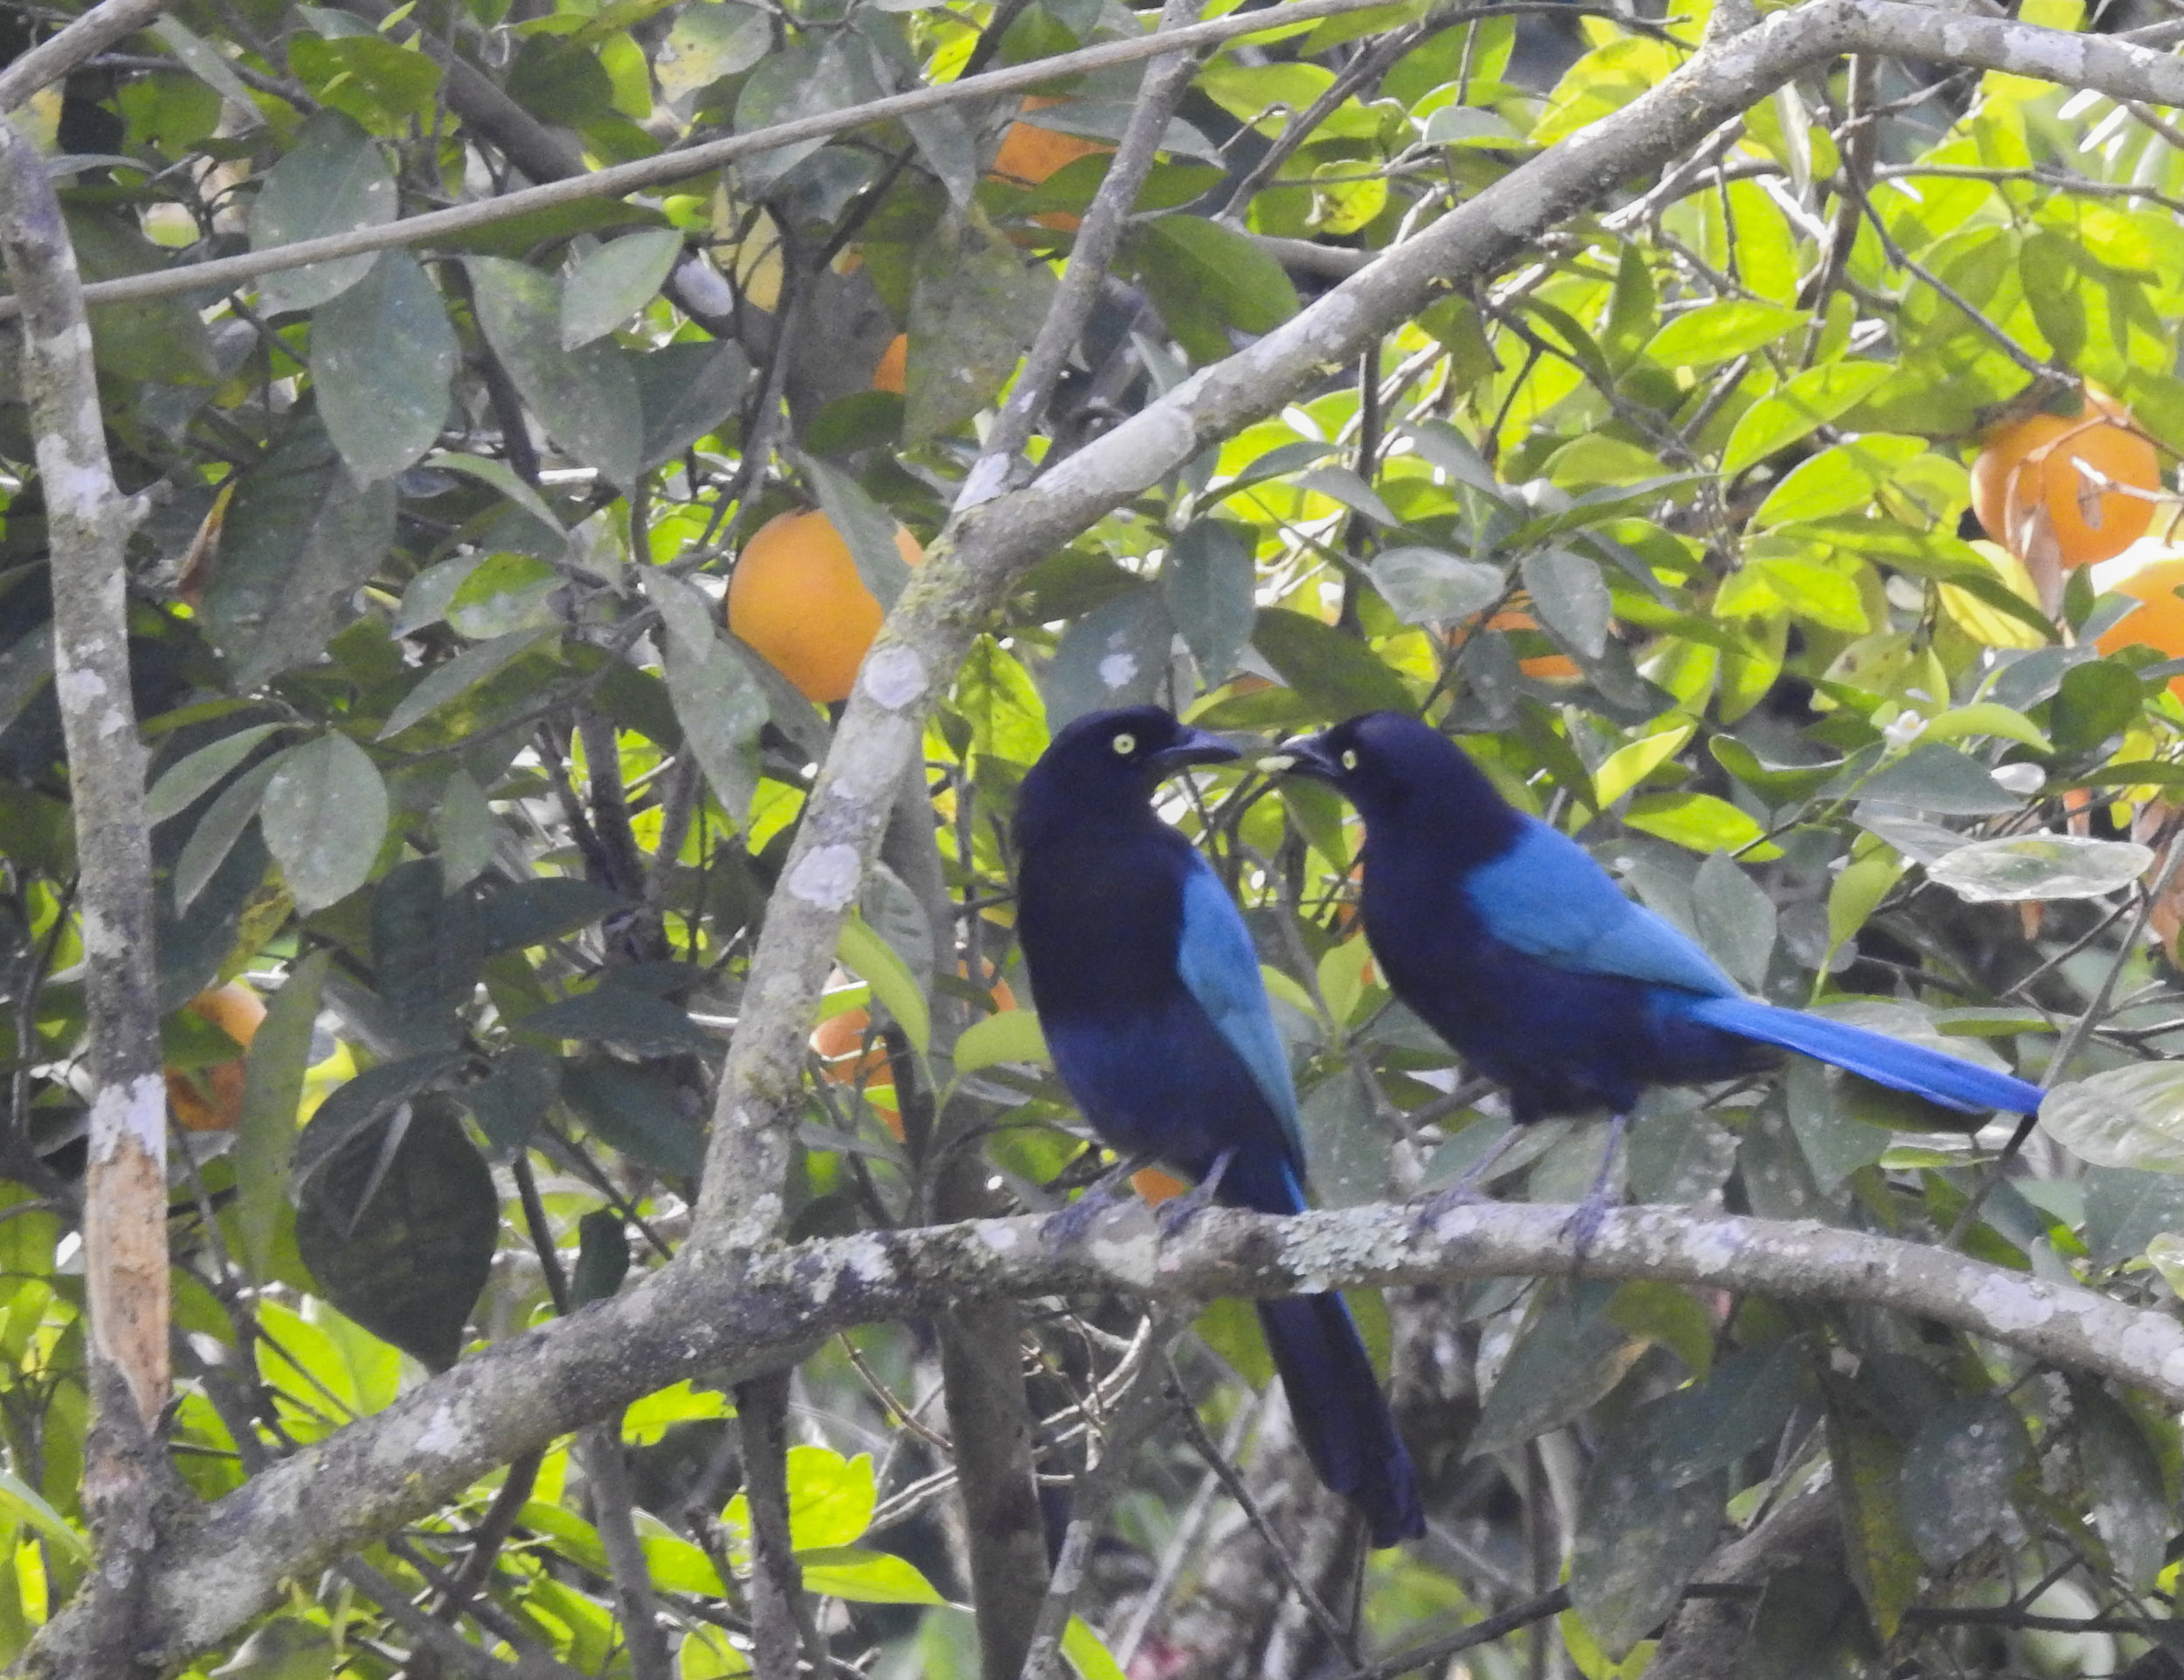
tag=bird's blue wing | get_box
[1467,819,1741,998]
[1175,860,1304,1159]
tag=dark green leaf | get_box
[1164,521,1257,682]
[461,1047,559,1155]
[262,732,388,914]
[636,342,748,471]
[295,1095,497,1370]
[1253,609,1414,720]
[467,257,643,490]
[562,229,684,349]
[312,250,457,482]
[1045,588,1176,726]
[560,1061,705,1178]
[904,208,1056,442]
[250,110,397,314]
[1520,548,1611,659]
[1129,216,1299,364]
[2073,1379,2169,1591]
[1899,1395,2028,1567]
[372,858,482,1054]
[516,990,719,1056]
[1855,744,2022,816]
[1471,1288,1645,1454]
[1569,1405,1727,1659]
[2082,1165,2184,1264]
[293,1051,467,1184]
[235,951,330,1281]
[477,877,625,954]
[1371,547,1504,627]
[571,1208,631,1306]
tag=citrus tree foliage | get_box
[14,0,2184,1673]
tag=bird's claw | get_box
[1045,1163,1143,1250]
[1154,1149,1234,1238]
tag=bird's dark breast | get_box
[1017,836,1269,1176]
[1363,857,1772,1119]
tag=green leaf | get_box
[1165,520,1258,682]
[562,229,684,349]
[0,1467,86,1560]
[1856,743,2023,816]
[1061,1616,1128,1680]
[904,208,1056,442]
[148,724,283,824]
[294,1051,470,1183]
[313,251,457,483]
[954,1009,1049,1073]
[288,31,441,127]
[733,37,881,194]
[659,625,769,828]
[636,342,749,471]
[1472,1289,1645,1454]
[560,1061,706,1177]
[2042,1062,2184,1172]
[656,0,771,100]
[518,989,718,1056]
[1927,835,2151,903]
[1647,300,1806,370]
[1900,1396,2028,1567]
[172,753,284,911]
[262,732,388,913]
[295,1095,498,1371]
[1722,362,1891,477]
[203,419,398,691]
[1253,608,1414,719]
[1045,588,1176,726]
[235,950,331,1282]
[1569,1407,1727,1660]
[425,452,567,534]
[1521,548,1611,659]
[2073,1379,2169,1591]
[250,109,397,314]
[1752,436,1926,528]
[1691,849,1777,991]
[794,1547,945,1605]
[838,915,930,1056]
[1371,547,1505,627]
[1129,215,1300,364]
[1622,792,1773,858]
[787,1445,876,1549]
[954,635,1049,766]
[804,457,913,612]
[378,628,560,740]
[1825,1386,1920,1640]
[467,256,643,489]
[446,554,561,640]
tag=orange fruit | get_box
[812,971,1017,1140]
[1972,387,2161,570]
[872,333,908,396]
[727,508,924,704]
[991,97,1108,188]
[1130,1167,1190,1206]
[166,981,266,1132]
[1447,607,1581,681]
[2095,553,2184,697]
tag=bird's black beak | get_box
[1263,731,1340,781]
[1146,725,1241,775]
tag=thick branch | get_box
[26,1200,2184,1672]
[0,107,168,1674]
[0,0,177,112]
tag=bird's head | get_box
[1269,711,1510,831]
[1016,706,1241,844]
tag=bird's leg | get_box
[1045,1150,1158,1249]
[1419,1124,1523,1220]
[1153,1148,1235,1237]
[1564,1110,1631,1270]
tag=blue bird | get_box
[1278,712,2044,1228]
[1015,705,1424,1547]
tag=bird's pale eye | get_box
[1112,732,1137,756]
[1341,749,1359,771]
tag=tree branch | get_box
[25,1199,2184,1673]
[0,0,177,113]
[0,107,169,1676]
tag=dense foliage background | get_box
[12,0,2184,1672]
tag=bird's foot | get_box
[1046,1153,1153,1249]
[1419,1124,1520,1222]
[1154,1150,1234,1238]
[1562,1111,1631,1274]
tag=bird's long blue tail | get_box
[1683,997,2043,1114]
[1222,1152,1424,1547]
[1256,1296,1425,1546]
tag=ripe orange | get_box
[1447,607,1581,681]
[990,97,1108,188]
[727,508,924,704]
[2095,552,2184,697]
[1130,1167,1189,1206]
[1972,388,2161,570]
[872,334,908,396]
[166,981,266,1131]
[812,970,1018,1139]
